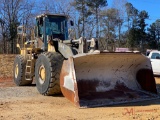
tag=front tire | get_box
[35,52,64,95]
[13,55,33,86]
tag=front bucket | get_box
[60,52,157,108]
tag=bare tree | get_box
[0,18,7,53]
[0,0,35,53]
[38,0,73,15]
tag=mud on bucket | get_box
[60,53,157,108]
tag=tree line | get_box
[0,0,159,53]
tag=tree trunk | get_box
[96,7,99,38]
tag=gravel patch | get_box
[0,87,39,99]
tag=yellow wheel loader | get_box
[13,13,158,108]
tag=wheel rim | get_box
[15,64,19,78]
[39,65,46,84]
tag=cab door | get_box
[150,52,160,75]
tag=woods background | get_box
[0,0,160,54]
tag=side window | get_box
[51,22,58,32]
[37,18,43,37]
[151,53,160,59]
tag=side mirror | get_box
[70,20,74,26]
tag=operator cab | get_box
[35,13,69,50]
[36,14,68,40]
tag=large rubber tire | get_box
[13,55,33,86]
[35,52,64,96]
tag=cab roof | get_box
[36,13,68,19]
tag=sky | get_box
[108,0,160,26]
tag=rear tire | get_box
[35,52,64,95]
[13,55,33,86]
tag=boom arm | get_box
[51,37,99,59]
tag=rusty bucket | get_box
[60,52,157,108]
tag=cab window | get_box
[151,53,160,59]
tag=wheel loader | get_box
[13,13,158,108]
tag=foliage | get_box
[87,0,107,37]
[147,19,160,49]
[0,0,159,53]
[100,8,118,49]
[71,0,90,37]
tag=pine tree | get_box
[71,0,89,37]
[87,0,107,38]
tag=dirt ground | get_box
[0,78,160,120]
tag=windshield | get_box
[45,16,67,35]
